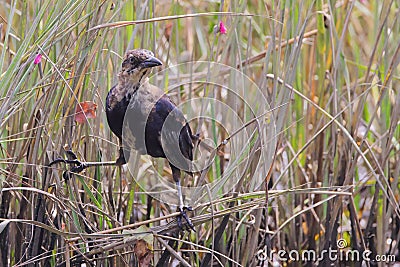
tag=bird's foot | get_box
[191,133,200,140]
[48,150,87,180]
[115,152,126,166]
[177,206,195,232]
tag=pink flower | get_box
[219,21,227,34]
[34,54,42,64]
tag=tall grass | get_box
[0,0,399,266]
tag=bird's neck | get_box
[117,74,149,98]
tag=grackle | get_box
[50,49,196,230]
[106,49,196,229]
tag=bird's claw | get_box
[48,150,87,180]
[69,161,87,173]
[177,206,195,232]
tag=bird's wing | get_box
[154,95,194,171]
[106,85,124,140]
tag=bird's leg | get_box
[176,180,195,231]
[171,165,194,231]
[115,138,128,166]
[115,146,127,166]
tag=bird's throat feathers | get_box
[108,71,150,109]
[123,68,151,93]
[118,68,151,93]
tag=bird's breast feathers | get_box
[129,81,165,115]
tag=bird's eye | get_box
[129,57,135,63]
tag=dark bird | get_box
[49,49,196,229]
[106,49,196,229]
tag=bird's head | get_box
[120,49,162,83]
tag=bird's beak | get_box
[142,56,162,69]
